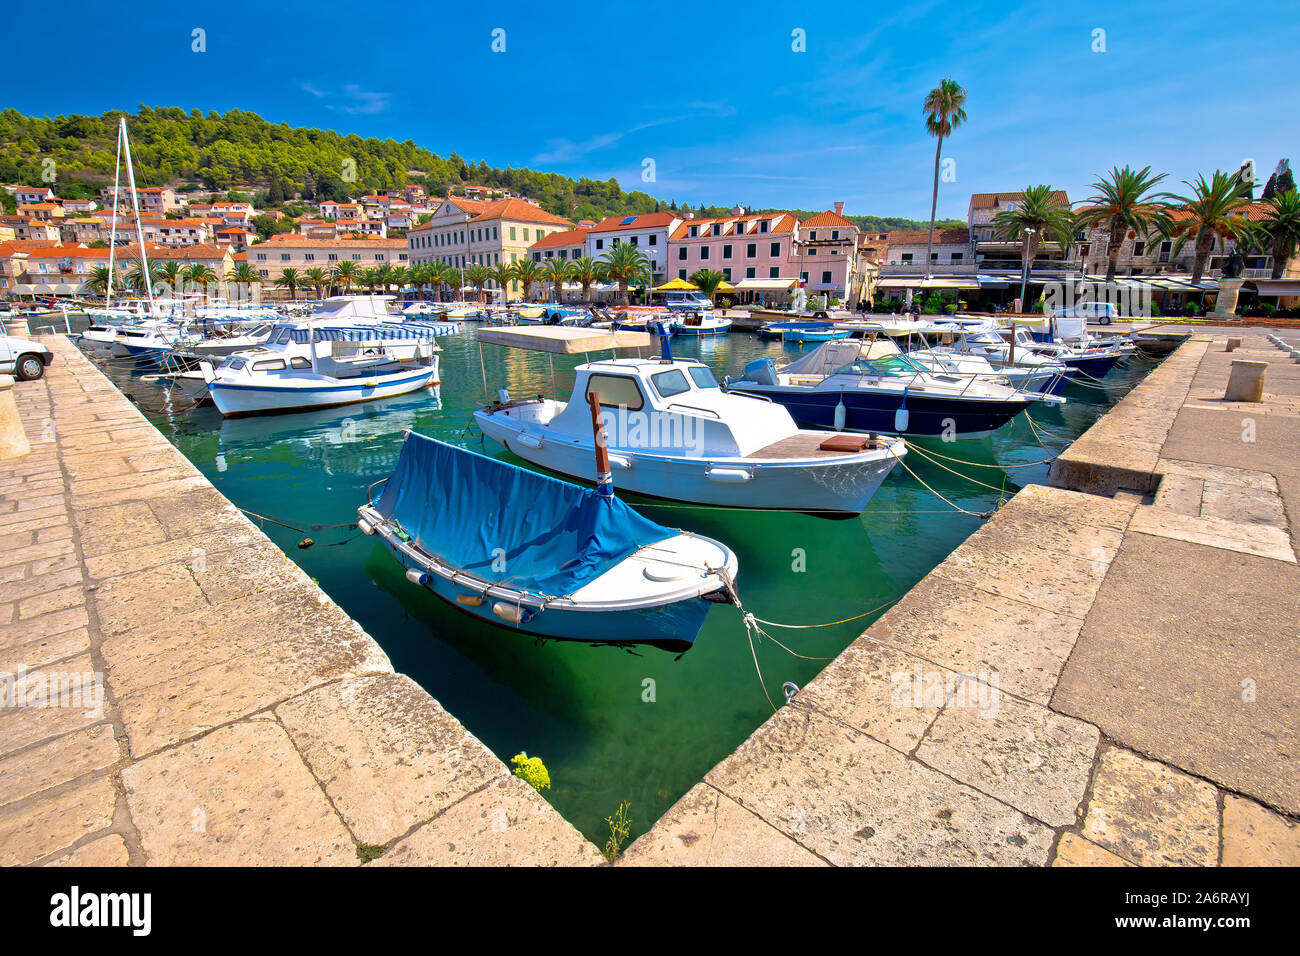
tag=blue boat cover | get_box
[374,433,677,598]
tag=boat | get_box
[358,430,738,651]
[782,324,852,344]
[725,339,1063,439]
[204,320,454,417]
[472,326,907,516]
[670,311,732,336]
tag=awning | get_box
[1246,279,1300,296]
[287,322,458,343]
[476,325,651,354]
[878,277,979,290]
[653,278,698,291]
[12,282,83,295]
[732,278,798,291]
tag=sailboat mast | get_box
[105,118,124,308]
[119,117,155,310]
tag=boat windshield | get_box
[834,354,921,377]
[650,368,691,398]
[687,365,718,389]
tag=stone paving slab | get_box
[0,336,603,866]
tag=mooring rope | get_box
[904,440,1059,470]
[884,444,996,519]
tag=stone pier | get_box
[0,336,602,866]
[623,332,1300,866]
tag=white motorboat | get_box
[472,326,905,516]
[203,319,455,417]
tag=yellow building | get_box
[407,197,574,297]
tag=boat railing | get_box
[667,402,722,419]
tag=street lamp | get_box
[1018,227,1037,313]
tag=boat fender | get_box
[834,396,846,431]
[707,466,753,483]
[894,389,910,433]
[357,517,375,536]
[405,568,431,586]
[455,594,484,607]
[492,601,536,625]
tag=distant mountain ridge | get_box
[0,105,964,228]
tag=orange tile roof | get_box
[885,228,970,245]
[468,198,573,227]
[529,228,591,251]
[0,239,65,256]
[586,212,678,234]
[800,209,856,229]
[669,212,797,240]
[970,190,1069,210]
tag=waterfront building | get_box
[248,235,408,282]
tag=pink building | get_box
[668,211,799,285]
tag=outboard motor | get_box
[742,357,778,385]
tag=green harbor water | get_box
[85,323,1157,846]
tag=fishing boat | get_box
[473,326,906,516]
[725,339,1062,438]
[204,320,454,417]
[358,430,737,651]
[670,311,732,336]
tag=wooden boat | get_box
[358,430,738,651]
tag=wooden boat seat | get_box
[747,433,876,460]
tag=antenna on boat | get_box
[587,390,614,499]
[658,322,674,362]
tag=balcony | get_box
[883,258,1084,275]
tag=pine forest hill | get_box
[0,106,966,230]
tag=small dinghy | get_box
[358,429,738,651]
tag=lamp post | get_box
[1018,227,1037,313]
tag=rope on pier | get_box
[884,444,997,519]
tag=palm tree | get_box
[540,257,573,302]
[601,243,651,305]
[922,79,968,278]
[332,259,358,294]
[991,185,1076,301]
[688,268,726,302]
[357,267,384,293]
[465,264,492,303]
[184,263,218,302]
[388,266,412,297]
[423,261,448,301]
[443,267,464,301]
[124,259,160,294]
[489,261,516,304]
[1073,165,1173,282]
[303,266,329,298]
[276,267,303,301]
[569,256,602,303]
[511,258,543,302]
[86,264,116,298]
[225,262,261,299]
[1164,170,1255,286]
[1252,189,1300,279]
[156,260,184,298]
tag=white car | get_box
[0,335,54,381]
[1051,302,1121,326]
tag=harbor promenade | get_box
[0,335,602,866]
[623,332,1300,866]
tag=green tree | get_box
[569,256,603,303]
[922,79,968,278]
[540,257,573,302]
[1164,170,1255,285]
[1251,189,1300,279]
[511,258,543,302]
[303,266,329,298]
[276,267,302,301]
[489,260,515,303]
[332,259,357,294]
[602,243,650,305]
[991,184,1076,270]
[688,268,726,301]
[1073,166,1173,282]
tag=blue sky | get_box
[9,0,1300,220]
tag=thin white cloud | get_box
[295,80,391,115]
